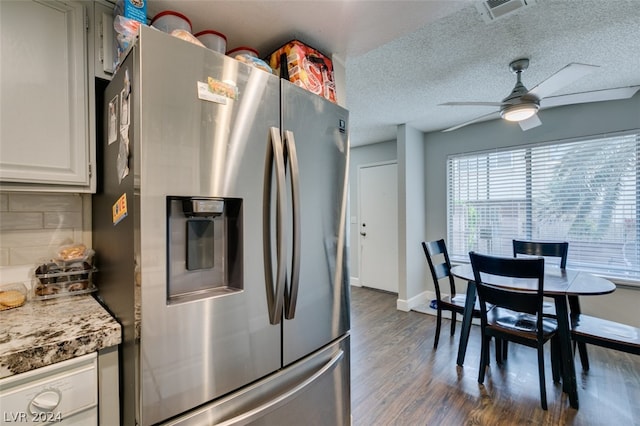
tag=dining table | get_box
[450,263,616,409]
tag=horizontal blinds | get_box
[447,132,640,282]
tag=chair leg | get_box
[537,344,548,410]
[569,295,590,370]
[434,308,442,349]
[450,312,457,335]
[478,335,490,384]
[495,338,503,364]
[551,337,561,383]
[502,340,508,360]
[577,341,590,371]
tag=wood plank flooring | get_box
[350,286,640,425]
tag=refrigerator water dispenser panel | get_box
[167,196,243,303]
[186,219,215,270]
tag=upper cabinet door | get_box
[94,0,115,80]
[0,0,90,187]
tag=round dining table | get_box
[450,263,616,409]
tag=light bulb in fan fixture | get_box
[501,102,539,122]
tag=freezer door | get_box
[161,334,351,426]
[280,82,350,365]
[131,27,282,425]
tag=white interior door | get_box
[359,162,398,293]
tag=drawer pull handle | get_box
[30,389,61,412]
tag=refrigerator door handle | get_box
[283,130,301,320]
[263,127,287,325]
[215,350,345,426]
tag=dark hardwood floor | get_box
[350,286,640,425]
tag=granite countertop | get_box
[0,294,121,378]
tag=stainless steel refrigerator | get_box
[92,26,350,426]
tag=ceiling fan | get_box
[440,58,640,132]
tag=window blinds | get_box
[447,131,640,283]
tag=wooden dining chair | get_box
[469,251,561,410]
[512,240,568,269]
[512,239,600,372]
[511,240,579,358]
[422,239,484,349]
[512,240,568,318]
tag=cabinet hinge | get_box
[85,10,90,32]
[89,163,93,178]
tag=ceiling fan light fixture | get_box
[501,103,539,122]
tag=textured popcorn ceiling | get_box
[146,1,640,146]
[346,0,640,145]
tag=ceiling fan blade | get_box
[518,114,542,131]
[528,63,599,99]
[439,102,502,107]
[539,86,640,108]
[442,111,500,132]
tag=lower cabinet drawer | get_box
[0,353,98,425]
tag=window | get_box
[447,131,640,283]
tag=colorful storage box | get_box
[268,40,337,103]
[115,0,147,24]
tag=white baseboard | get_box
[411,294,481,325]
[355,284,479,324]
[396,290,434,312]
[350,277,361,287]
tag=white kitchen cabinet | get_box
[97,346,120,426]
[93,0,116,80]
[0,353,98,425]
[0,0,95,192]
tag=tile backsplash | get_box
[0,192,91,279]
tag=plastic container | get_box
[33,263,98,300]
[53,243,94,266]
[31,242,98,300]
[171,30,205,47]
[151,10,192,34]
[227,46,259,59]
[235,54,272,74]
[33,281,97,300]
[195,30,227,54]
[0,282,28,311]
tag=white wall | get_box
[347,126,427,312]
[331,54,347,108]
[348,140,397,283]
[423,93,640,327]
[396,125,426,310]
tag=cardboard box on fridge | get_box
[115,0,147,24]
[268,40,337,103]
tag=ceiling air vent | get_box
[476,0,537,23]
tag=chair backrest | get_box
[469,251,546,334]
[513,239,568,269]
[422,239,456,300]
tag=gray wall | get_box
[346,94,640,325]
[423,93,640,326]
